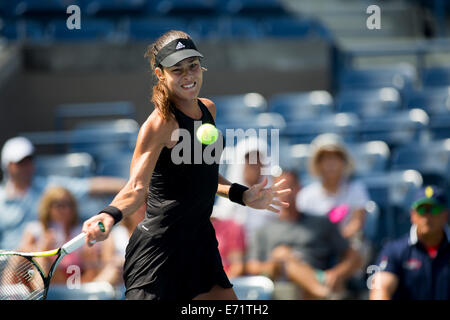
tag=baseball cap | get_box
[155,37,203,68]
[1,136,35,169]
[411,185,448,210]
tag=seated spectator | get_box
[296,133,370,253]
[19,186,116,284]
[211,206,246,279]
[215,136,277,244]
[246,170,362,299]
[0,136,127,250]
[370,186,450,300]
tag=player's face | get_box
[411,204,448,236]
[162,57,203,101]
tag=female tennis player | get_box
[82,30,291,300]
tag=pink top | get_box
[211,218,246,273]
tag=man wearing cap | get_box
[0,136,126,250]
[370,186,450,300]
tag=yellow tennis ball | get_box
[196,123,219,145]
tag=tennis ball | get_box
[196,123,219,145]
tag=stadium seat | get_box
[96,151,133,179]
[127,18,188,41]
[390,139,450,186]
[338,63,417,97]
[47,19,117,42]
[8,0,80,16]
[429,114,450,140]
[230,276,274,300]
[34,152,95,178]
[262,17,314,39]
[358,170,423,240]
[357,109,430,147]
[421,65,450,87]
[219,0,287,15]
[269,90,334,122]
[81,0,147,15]
[406,86,450,115]
[147,0,218,16]
[336,87,402,118]
[281,112,360,144]
[69,119,139,159]
[213,93,267,123]
[188,17,264,40]
[0,19,45,41]
[54,101,136,130]
[348,140,390,175]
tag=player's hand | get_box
[242,177,291,213]
[82,213,114,247]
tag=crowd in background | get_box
[0,133,448,300]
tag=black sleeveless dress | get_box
[123,99,233,300]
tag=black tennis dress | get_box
[123,99,233,300]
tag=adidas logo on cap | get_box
[176,42,185,50]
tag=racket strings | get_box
[0,254,45,300]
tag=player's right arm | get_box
[369,271,399,300]
[82,110,176,245]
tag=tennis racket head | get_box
[0,252,46,300]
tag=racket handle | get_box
[62,233,86,254]
[61,221,106,254]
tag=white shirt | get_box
[296,179,370,229]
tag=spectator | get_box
[246,170,362,299]
[215,137,277,244]
[19,186,116,284]
[370,186,450,300]
[296,134,370,251]
[211,206,246,279]
[0,136,127,249]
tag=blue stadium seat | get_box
[269,90,334,122]
[230,276,274,300]
[0,19,45,41]
[81,0,147,15]
[127,18,188,41]
[34,152,95,178]
[391,139,450,186]
[406,87,450,115]
[421,66,450,87]
[357,109,430,147]
[336,87,402,118]
[262,17,313,39]
[213,93,267,124]
[429,114,450,140]
[339,64,417,97]
[47,19,116,41]
[69,119,139,158]
[54,101,136,130]
[96,151,133,179]
[216,112,286,147]
[348,140,390,175]
[358,170,423,240]
[188,17,264,40]
[148,0,218,15]
[219,0,287,15]
[8,0,80,16]
[281,112,360,144]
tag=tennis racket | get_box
[0,221,105,300]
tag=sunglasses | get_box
[415,204,445,216]
[51,201,74,209]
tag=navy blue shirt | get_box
[376,225,450,300]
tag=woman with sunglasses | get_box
[82,30,291,300]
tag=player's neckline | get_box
[174,100,204,121]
